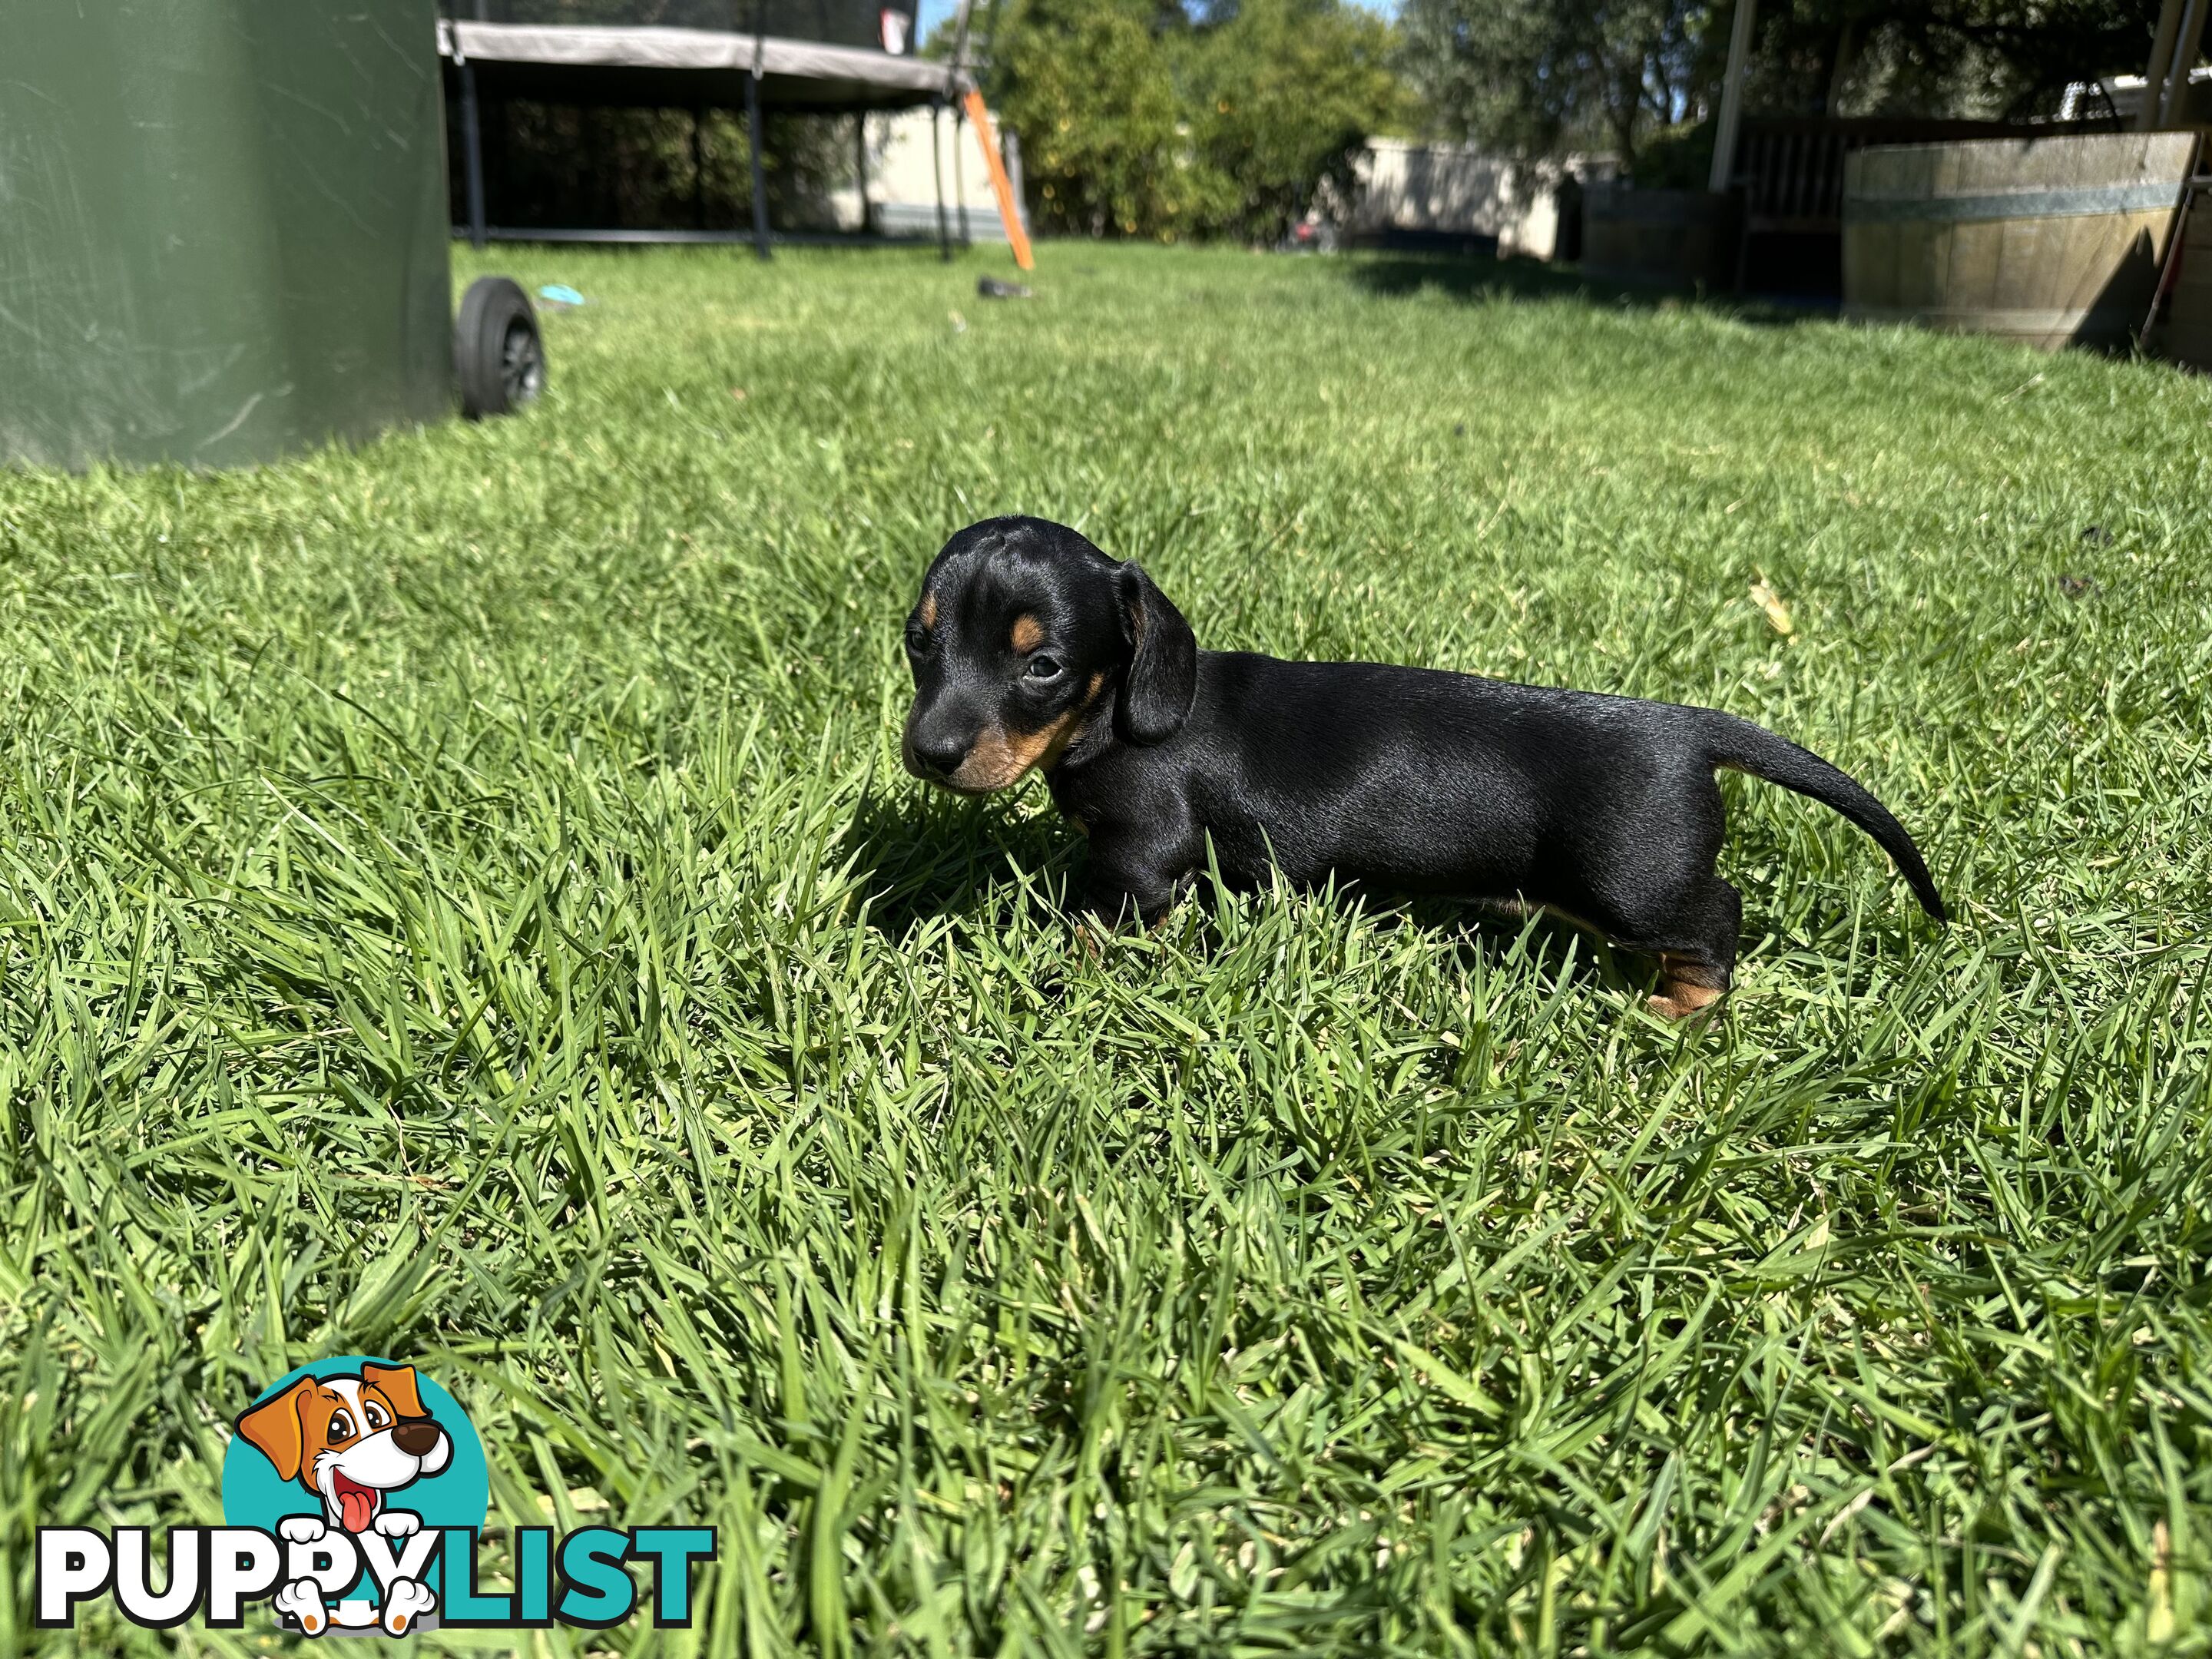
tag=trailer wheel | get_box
[455,276,545,419]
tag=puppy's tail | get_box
[1703,713,1948,922]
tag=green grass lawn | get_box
[5,241,2209,1656]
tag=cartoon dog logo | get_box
[235,1363,452,1634]
[237,1362,452,1535]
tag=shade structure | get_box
[462,0,920,55]
[439,18,958,113]
[438,5,967,253]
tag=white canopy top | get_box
[438,18,961,96]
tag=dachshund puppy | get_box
[901,516,1945,1017]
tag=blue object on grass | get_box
[538,284,586,306]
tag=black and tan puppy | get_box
[902,515,1945,1017]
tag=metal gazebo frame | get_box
[439,5,972,258]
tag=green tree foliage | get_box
[991,0,1204,238]
[990,0,1406,241]
[473,103,853,232]
[1743,1,2164,122]
[1184,0,1409,242]
[1400,0,2170,171]
[1396,0,1710,170]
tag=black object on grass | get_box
[455,278,547,421]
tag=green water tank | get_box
[0,0,454,469]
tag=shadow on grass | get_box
[1342,252,1831,328]
[1396,895,1646,1000]
[846,786,1700,1002]
[843,784,1081,932]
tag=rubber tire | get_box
[455,276,545,419]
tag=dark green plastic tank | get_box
[0,0,452,469]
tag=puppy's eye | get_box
[904,626,930,657]
[328,1410,355,1443]
[1025,655,1062,680]
[365,1402,389,1430]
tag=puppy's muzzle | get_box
[392,1419,445,1459]
[905,726,972,782]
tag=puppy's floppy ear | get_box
[363,1363,427,1419]
[1114,561,1196,745]
[237,1379,313,1482]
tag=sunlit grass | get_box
[3,240,2208,1654]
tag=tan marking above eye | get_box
[919,591,938,631]
[1011,614,1045,653]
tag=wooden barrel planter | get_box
[1842,131,2197,350]
[2154,184,2212,371]
[1581,184,1737,289]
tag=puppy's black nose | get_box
[910,730,970,777]
[392,1420,443,1458]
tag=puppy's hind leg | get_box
[1640,876,1742,1021]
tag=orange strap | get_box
[961,89,1035,272]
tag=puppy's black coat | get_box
[902,516,1945,1015]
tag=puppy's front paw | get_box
[273,1578,329,1636]
[1650,957,1727,1022]
[381,1578,437,1635]
[374,1509,422,1538]
[1647,988,1726,1022]
[279,1515,327,1545]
